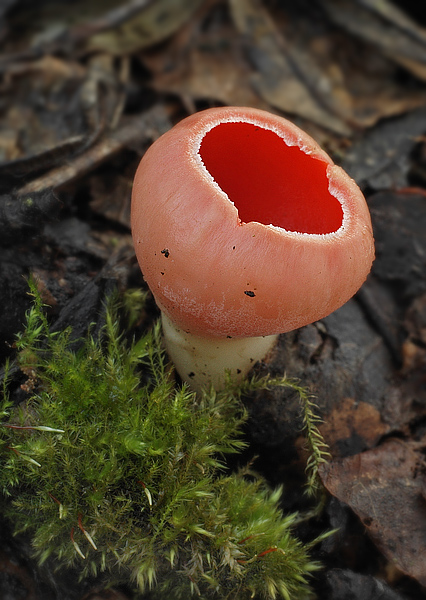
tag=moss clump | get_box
[0,281,327,599]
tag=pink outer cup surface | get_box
[131,106,374,339]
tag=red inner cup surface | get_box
[199,122,343,235]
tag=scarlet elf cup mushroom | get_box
[131,107,374,392]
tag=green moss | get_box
[0,280,328,599]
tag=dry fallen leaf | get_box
[229,0,352,134]
[342,108,426,189]
[1,0,204,58]
[229,0,426,134]
[402,292,426,373]
[319,397,389,457]
[368,190,426,300]
[89,168,135,229]
[0,55,87,163]
[320,438,426,587]
[85,0,205,55]
[16,105,171,195]
[320,0,426,80]
[142,4,270,112]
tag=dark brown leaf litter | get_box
[341,108,426,190]
[369,190,426,300]
[1,0,426,598]
[322,569,410,600]
[319,0,426,81]
[0,0,203,61]
[320,438,426,586]
[249,183,426,438]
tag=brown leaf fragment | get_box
[143,5,269,112]
[84,0,205,55]
[0,55,88,165]
[405,293,426,350]
[357,0,426,43]
[229,0,351,134]
[342,108,426,190]
[391,54,426,82]
[155,47,267,110]
[79,53,131,134]
[0,53,86,82]
[59,0,155,48]
[320,438,426,586]
[320,0,426,80]
[253,3,426,131]
[320,397,389,458]
[17,105,171,195]
[0,0,202,61]
[357,277,403,365]
[0,52,133,186]
[89,166,135,229]
[402,293,426,373]
[368,190,426,300]
[308,32,426,130]
[325,568,409,600]
[251,298,396,456]
[0,135,88,181]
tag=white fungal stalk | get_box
[161,313,278,393]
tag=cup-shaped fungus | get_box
[131,107,374,391]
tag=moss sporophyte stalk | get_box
[0,280,330,599]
